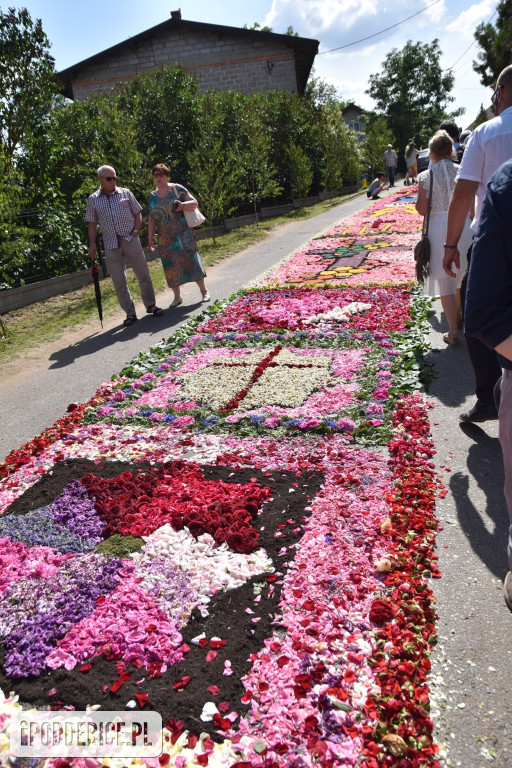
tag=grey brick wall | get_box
[70,27,299,100]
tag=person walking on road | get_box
[86,165,163,327]
[147,163,209,308]
[416,130,472,345]
[464,157,512,610]
[443,64,512,423]
[383,144,398,187]
[404,141,420,185]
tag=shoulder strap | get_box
[422,170,433,236]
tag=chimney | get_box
[170,9,181,20]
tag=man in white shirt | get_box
[443,64,512,423]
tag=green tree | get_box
[303,71,341,107]
[12,89,149,287]
[319,105,360,190]
[117,65,200,180]
[366,39,461,152]
[243,23,299,35]
[0,7,61,160]
[240,105,282,221]
[473,0,512,87]
[21,94,147,204]
[258,90,320,197]
[362,115,395,178]
[187,94,244,240]
[470,103,491,129]
[0,148,29,289]
[287,143,313,198]
[244,22,274,32]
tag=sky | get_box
[16,0,499,129]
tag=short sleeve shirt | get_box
[457,106,512,230]
[368,178,381,196]
[85,187,142,250]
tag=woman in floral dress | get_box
[148,163,209,307]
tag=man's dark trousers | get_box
[461,245,502,408]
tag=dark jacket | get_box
[465,158,512,369]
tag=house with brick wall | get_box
[58,10,319,101]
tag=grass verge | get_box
[0,192,361,370]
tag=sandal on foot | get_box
[169,297,183,308]
[123,315,138,327]
[146,305,164,317]
[201,291,210,302]
[443,332,460,345]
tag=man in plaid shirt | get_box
[86,165,163,326]
[383,144,398,187]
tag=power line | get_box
[443,7,498,73]
[317,0,443,55]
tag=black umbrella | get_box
[91,261,103,328]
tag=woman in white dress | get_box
[405,141,420,185]
[415,130,472,345]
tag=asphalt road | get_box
[1,188,511,766]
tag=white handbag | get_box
[183,206,206,228]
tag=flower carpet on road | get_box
[0,188,442,767]
[258,189,421,288]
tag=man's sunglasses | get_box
[101,175,117,182]
[491,85,503,106]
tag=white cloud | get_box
[446,0,494,35]
[267,0,436,50]
[265,0,498,127]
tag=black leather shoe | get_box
[459,402,498,422]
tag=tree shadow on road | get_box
[46,303,200,369]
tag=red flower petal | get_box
[187,733,198,749]
[135,693,149,708]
